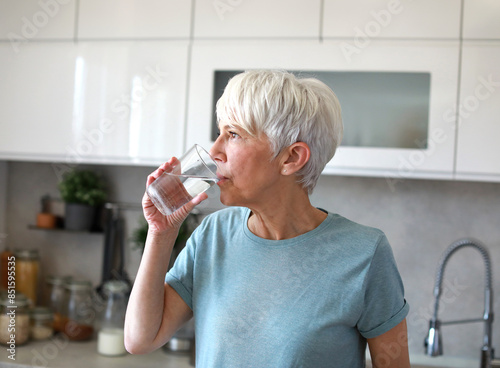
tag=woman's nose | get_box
[209,135,225,163]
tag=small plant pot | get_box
[64,203,95,231]
[36,213,57,229]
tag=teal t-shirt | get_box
[166,207,409,368]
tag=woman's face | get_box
[209,123,283,208]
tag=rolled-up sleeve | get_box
[357,235,409,339]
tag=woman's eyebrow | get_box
[220,124,236,131]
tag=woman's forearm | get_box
[124,229,178,353]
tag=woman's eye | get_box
[229,131,239,139]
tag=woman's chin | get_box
[219,191,241,208]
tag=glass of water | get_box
[146,145,219,216]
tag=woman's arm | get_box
[124,159,206,354]
[124,230,193,354]
[367,319,410,368]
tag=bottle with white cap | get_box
[97,280,130,356]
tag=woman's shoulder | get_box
[325,212,388,249]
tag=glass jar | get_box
[62,279,94,341]
[97,280,130,356]
[0,292,30,346]
[30,307,54,341]
[14,249,40,305]
[45,275,71,332]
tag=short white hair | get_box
[216,70,343,193]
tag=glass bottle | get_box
[30,307,54,341]
[97,280,130,356]
[62,279,94,341]
[0,247,13,290]
[0,292,30,346]
[45,275,71,332]
[14,249,40,305]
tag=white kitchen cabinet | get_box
[455,41,500,180]
[0,0,76,43]
[323,0,461,39]
[193,0,321,39]
[463,0,500,40]
[0,41,189,164]
[77,0,191,39]
[0,42,78,159]
[186,40,459,180]
[71,41,189,163]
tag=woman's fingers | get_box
[146,157,180,188]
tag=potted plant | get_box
[58,169,107,231]
[131,212,199,269]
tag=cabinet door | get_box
[455,42,500,180]
[71,41,189,163]
[78,0,191,39]
[0,43,78,159]
[463,0,500,39]
[194,0,321,38]
[0,0,76,42]
[0,41,189,164]
[323,0,460,39]
[186,40,459,179]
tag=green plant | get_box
[131,219,149,251]
[58,169,107,206]
[131,213,199,252]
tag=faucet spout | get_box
[424,319,442,356]
[425,238,494,368]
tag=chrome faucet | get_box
[424,238,494,368]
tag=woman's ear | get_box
[281,142,311,175]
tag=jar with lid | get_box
[30,307,54,341]
[97,280,130,356]
[44,275,71,332]
[14,249,40,305]
[0,292,30,346]
[62,279,94,341]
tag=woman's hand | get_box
[143,157,208,234]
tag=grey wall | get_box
[3,160,500,363]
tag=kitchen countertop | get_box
[1,337,490,368]
[0,337,192,368]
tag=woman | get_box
[125,70,410,367]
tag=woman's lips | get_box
[216,173,228,184]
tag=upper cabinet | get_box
[0,0,76,42]
[1,0,499,183]
[186,40,459,179]
[0,41,189,164]
[454,2,500,181]
[463,0,500,39]
[323,0,461,39]
[193,0,321,39]
[0,43,78,158]
[69,41,189,163]
[77,0,191,39]
[455,42,500,180]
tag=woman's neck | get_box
[247,194,327,241]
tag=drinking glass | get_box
[146,145,219,216]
